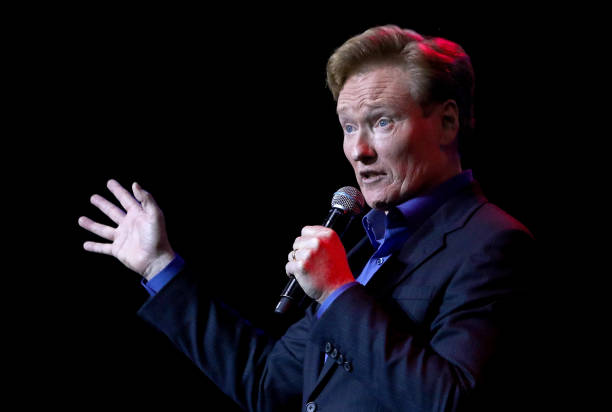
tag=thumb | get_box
[132,182,159,214]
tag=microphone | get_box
[274,186,365,315]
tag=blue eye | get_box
[345,124,355,133]
[378,118,390,127]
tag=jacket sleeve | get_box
[137,264,309,412]
[309,227,537,411]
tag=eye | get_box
[344,124,356,134]
[377,118,392,128]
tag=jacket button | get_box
[324,342,332,354]
[343,361,353,372]
[306,401,317,412]
[330,348,338,359]
[336,353,344,365]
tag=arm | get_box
[137,263,306,412]
[78,179,305,411]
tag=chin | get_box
[366,194,393,211]
[366,189,409,211]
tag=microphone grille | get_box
[331,186,365,215]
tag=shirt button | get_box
[306,401,317,412]
[330,348,338,359]
[376,257,384,265]
[324,342,332,354]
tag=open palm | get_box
[78,179,175,280]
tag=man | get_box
[79,25,537,411]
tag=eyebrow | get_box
[337,104,395,122]
[337,103,389,116]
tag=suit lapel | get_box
[368,182,488,297]
[304,350,337,402]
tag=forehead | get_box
[336,64,414,115]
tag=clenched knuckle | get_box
[311,238,321,250]
[295,260,305,272]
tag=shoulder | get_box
[459,202,534,247]
[443,181,533,244]
[437,185,536,275]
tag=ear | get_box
[439,99,459,146]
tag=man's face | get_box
[337,64,453,210]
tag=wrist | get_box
[316,279,354,305]
[143,250,176,281]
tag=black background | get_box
[12,5,583,410]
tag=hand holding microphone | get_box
[276,187,365,314]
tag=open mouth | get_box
[360,171,385,183]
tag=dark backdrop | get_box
[16,7,573,410]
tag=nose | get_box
[349,131,376,163]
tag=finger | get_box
[301,225,329,236]
[293,235,319,251]
[285,260,300,277]
[132,182,159,215]
[292,236,303,251]
[288,249,302,262]
[78,216,115,241]
[107,179,141,212]
[83,241,113,255]
[90,194,126,224]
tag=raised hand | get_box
[78,179,175,280]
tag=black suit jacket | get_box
[138,182,537,411]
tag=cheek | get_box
[384,121,433,175]
[343,140,357,169]
[342,139,350,160]
[382,139,412,178]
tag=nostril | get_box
[353,146,376,163]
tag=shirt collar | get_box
[362,170,474,248]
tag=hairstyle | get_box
[326,25,475,148]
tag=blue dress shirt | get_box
[142,171,475,313]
